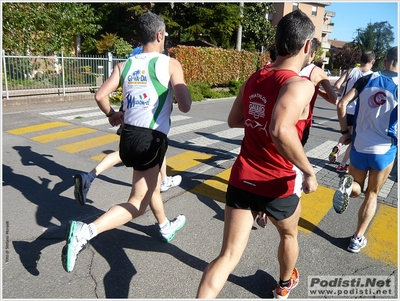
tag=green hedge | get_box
[168,46,270,86]
[109,46,269,103]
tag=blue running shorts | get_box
[350,144,397,171]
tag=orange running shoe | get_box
[273,268,299,299]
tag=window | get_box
[292,2,298,11]
[311,6,317,16]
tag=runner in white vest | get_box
[331,51,375,172]
[333,46,398,254]
[61,11,192,273]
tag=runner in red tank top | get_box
[197,10,318,299]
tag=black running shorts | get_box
[225,184,300,221]
[347,114,354,127]
[119,124,167,171]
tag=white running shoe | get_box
[333,174,353,214]
[255,212,268,228]
[159,215,186,242]
[61,221,88,272]
[347,235,367,253]
[160,175,182,192]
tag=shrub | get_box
[109,86,122,104]
[228,79,244,96]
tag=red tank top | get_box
[299,63,318,128]
[229,67,309,198]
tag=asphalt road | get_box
[2,90,398,299]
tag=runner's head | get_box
[137,12,167,46]
[275,10,315,58]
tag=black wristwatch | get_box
[340,129,349,135]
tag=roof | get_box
[328,39,350,49]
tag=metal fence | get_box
[1,51,125,100]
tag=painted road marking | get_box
[365,204,397,266]
[57,134,120,153]
[299,186,334,234]
[40,106,99,116]
[31,128,97,143]
[190,166,334,234]
[165,150,214,175]
[187,128,243,147]
[190,167,231,203]
[169,120,225,136]
[6,122,71,135]
[5,114,398,266]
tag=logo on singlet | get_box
[368,91,387,108]
[128,69,147,85]
[126,93,150,108]
[249,101,265,119]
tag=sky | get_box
[327,1,398,46]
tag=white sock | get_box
[83,223,98,240]
[159,219,169,229]
[161,177,169,185]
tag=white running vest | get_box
[343,67,373,115]
[354,71,398,154]
[120,52,173,135]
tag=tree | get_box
[331,48,362,70]
[241,3,276,52]
[2,3,100,55]
[353,21,395,70]
[95,32,132,57]
[154,3,241,49]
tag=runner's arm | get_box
[95,63,124,126]
[334,68,351,95]
[337,87,357,144]
[227,81,246,128]
[270,78,316,178]
[169,58,192,113]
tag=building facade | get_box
[268,2,335,68]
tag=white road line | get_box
[188,147,241,178]
[84,119,112,126]
[169,120,225,137]
[187,128,243,147]
[306,140,337,173]
[40,107,99,116]
[61,111,106,120]
[37,107,398,201]
[106,115,193,131]
[171,115,192,122]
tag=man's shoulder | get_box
[310,66,327,80]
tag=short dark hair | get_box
[275,10,315,57]
[268,45,277,62]
[386,46,398,64]
[360,51,375,64]
[310,38,320,55]
[137,12,166,45]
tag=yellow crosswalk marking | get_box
[365,205,397,266]
[31,128,97,143]
[190,167,231,203]
[299,186,335,234]
[6,122,71,135]
[5,120,398,267]
[92,153,109,161]
[165,151,214,174]
[57,134,119,153]
[190,168,334,235]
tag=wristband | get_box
[340,129,349,135]
[106,109,115,117]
